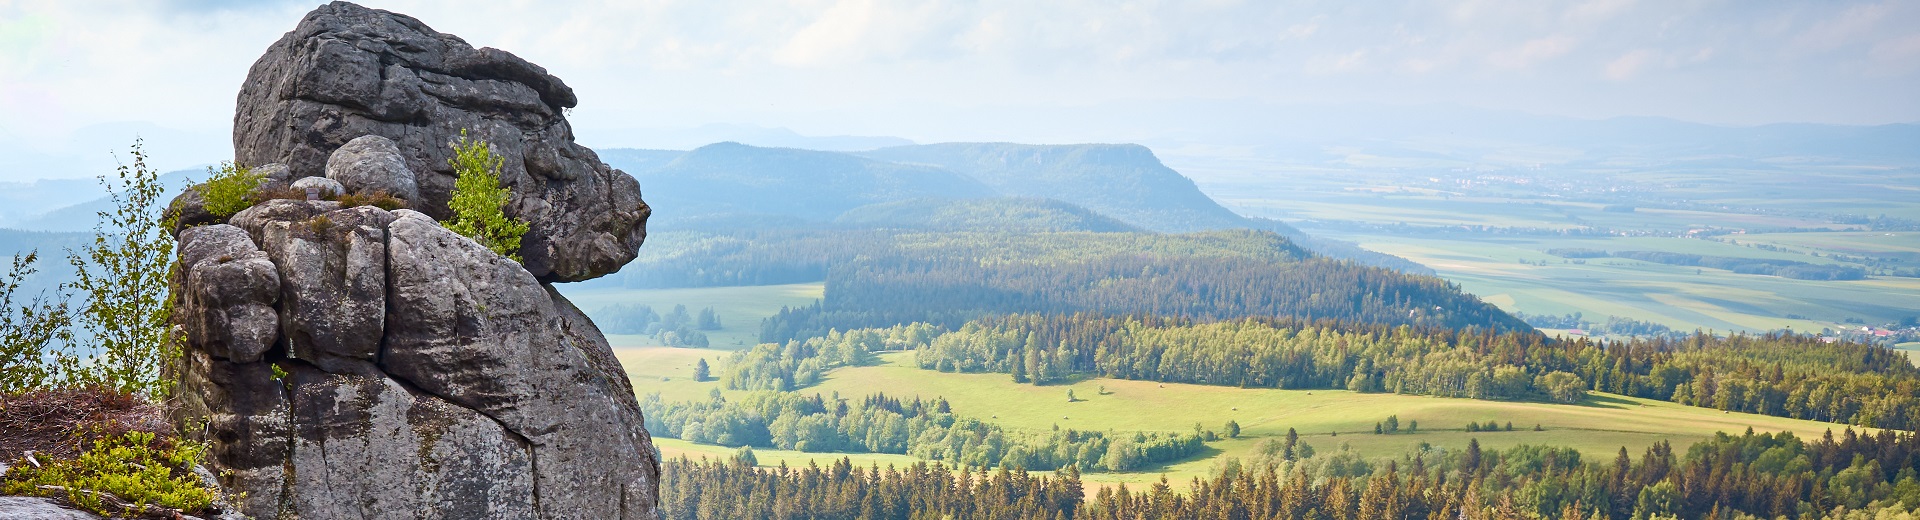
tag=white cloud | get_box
[1487,36,1576,69]
[1605,49,1655,81]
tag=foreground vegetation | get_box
[660,427,1920,519]
[643,390,1208,472]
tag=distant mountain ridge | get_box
[599,141,1431,273]
[859,143,1248,233]
[6,169,200,233]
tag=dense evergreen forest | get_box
[641,391,1208,472]
[593,227,1466,328]
[746,230,1527,342]
[660,428,1920,519]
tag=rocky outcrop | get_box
[173,3,659,519]
[232,1,648,283]
[175,204,659,519]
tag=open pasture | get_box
[559,282,824,350]
[618,348,1861,487]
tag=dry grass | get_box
[252,184,307,202]
[335,190,407,211]
[0,387,166,462]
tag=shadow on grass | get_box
[1575,393,1639,410]
[1094,444,1226,475]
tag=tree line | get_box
[914,314,1920,429]
[660,427,1920,519]
[722,324,938,391]
[913,314,1588,403]
[641,390,1206,473]
[737,311,1919,429]
[660,456,1085,520]
[594,303,723,346]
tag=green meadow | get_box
[560,282,824,349]
[617,346,1862,489]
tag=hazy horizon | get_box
[3,0,1918,181]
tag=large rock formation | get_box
[232,1,648,283]
[172,3,659,519]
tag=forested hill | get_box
[630,142,996,222]
[833,197,1143,233]
[595,141,1432,273]
[756,230,1531,338]
[860,143,1248,233]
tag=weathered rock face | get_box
[233,1,647,283]
[174,205,659,519]
[177,225,280,364]
[174,3,660,518]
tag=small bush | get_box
[198,162,264,219]
[446,129,530,261]
[2,429,220,517]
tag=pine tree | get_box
[694,358,710,382]
[1012,350,1029,383]
[1025,342,1044,386]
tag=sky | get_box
[1,0,1917,179]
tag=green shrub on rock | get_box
[446,130,531,261]
[197,162,264,219]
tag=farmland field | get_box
[1163,150,1920,337]
[1329,233,1920,333]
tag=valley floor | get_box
[617,345,1863,491]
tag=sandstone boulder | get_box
[176,225,280,363]
[324,135,418,201]
[290,176,345,198]
[260,206,396,371]
[233,1,648,282]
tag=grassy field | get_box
[1899,342,1920,365]
[558,282,823,349]
[1735,232,1920,261]
[618,347,1860,488]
